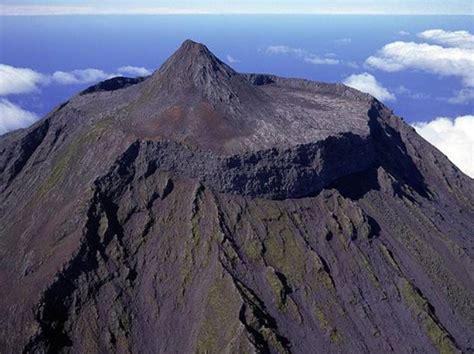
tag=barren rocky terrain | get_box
[0,40,473,353]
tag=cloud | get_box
[0,64,118,92]
[343,72,396,102]
[0,64,151,135]
[117,66,152,77]
[366,41,474,87]
[52,66,152,84]
[266,45,304,56]
[51,69,115,85]
[0,64,139,92]
[395,85,431,100]
[418,29,474,49]
[0,64,45,95]
[266,45,339,65]
[398,31,410,36]
[366,30,474,88]
[346,61,359,69]
[0,99,38,135]
[395,85,411,95]
[412,115,474,178]
[226,55,240,64]
[1,2,472,15]
[304,57,339,65]
[0,5,210,16]
[447,88,474,104]
[334,38,352,46]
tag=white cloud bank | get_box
[418,29,474,49]
[226,55,240,64]
[366,41,474,87]
[51,69,114,85]
[366,29,474,96]
[0,64,45,95]
[1,3,472,15]
[343,72,395,102]
[266,45,340,65]
[448,88,474,104]
[334,38,352,46]
[0,64,151,93]
[0,5,211,16]
[0,64,151,135]
[0,99,38,135]
[117,66,152,77]
[412,115,474,178]
[52,66,151,84]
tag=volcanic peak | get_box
[148,39,237,91]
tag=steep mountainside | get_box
[0,40,473,353]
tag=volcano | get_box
[0,40,473,353]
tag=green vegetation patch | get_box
[196,273,241,353]
[398,278,459,354]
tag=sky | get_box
[0,0,473,15]
[0,14,473,176]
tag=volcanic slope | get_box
[0,40,473,353]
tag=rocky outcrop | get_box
[80,76,146,95]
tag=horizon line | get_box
[2,13,473,17]
[1,5,472,16]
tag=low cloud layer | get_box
[226,55,240,64]
[366,29,474,93]
[117,66,152,77]
[0,64,45,95]
[266,45,339,65]
[51,69,114,85]
[366,41,474,87]
[0,64,151,135]
[1,2,472,15]
[0,99,38,135]
[334,38,351,46]
[412,115,474,178]
[418,29,474,49]
[0,64,151,92]
[343,72,395,102]
[52,66,151,85]
[448,88,474,104]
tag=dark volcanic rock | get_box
[80,76,146,95]
[0,40,473,353]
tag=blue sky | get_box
[0,0,473,15]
